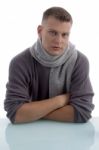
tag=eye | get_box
[62,33,69,38]
[48,30,57,36]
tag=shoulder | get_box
[9,48,33,69]
[71,50,90,82]
[73,51,90,74]
[8,48,35,83]
[77,51,89,66]
[11,48,32,64]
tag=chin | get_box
[51,51,62,56]
[46,48,63,56]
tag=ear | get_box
[37,25,43,38]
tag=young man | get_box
[4,7,94,124]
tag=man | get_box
[4,7,94,124]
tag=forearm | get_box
[15,99,59,123]
[14,94,69,123]
[43,105,75,122]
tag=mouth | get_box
[52,46,61,50]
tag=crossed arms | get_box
[14,94,74,123]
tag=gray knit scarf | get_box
[30,39,78,98]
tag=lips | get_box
[52,46,61,50]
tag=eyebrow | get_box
[47,29,70,35]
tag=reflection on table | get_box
[0,117,99,150]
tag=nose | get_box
[55,34,63,44]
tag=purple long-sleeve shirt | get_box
[4,48,94,123]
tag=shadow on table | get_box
[5,120,95,150]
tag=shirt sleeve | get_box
[69,51,94,123]
[4,52,32,123]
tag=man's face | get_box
[38,16,72,56]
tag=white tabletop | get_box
[0,117,99,150]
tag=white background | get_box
[0,0,99,118]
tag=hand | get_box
[54,93,70,108]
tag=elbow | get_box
[5,115,16,124]
[5,108,17,124]
[74,109,92,123]
[78,116,91,123]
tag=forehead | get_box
[43,16,72,32]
